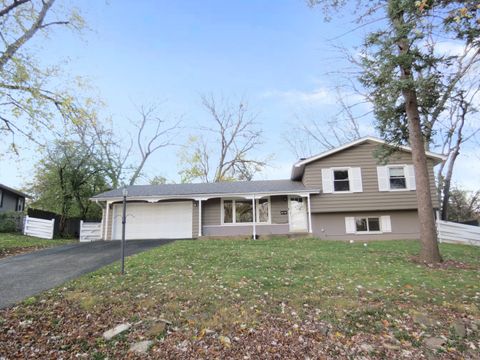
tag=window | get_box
[322,168,363,193]
[377,165,415,191]
[389,166,406,189]
[355,217,381,232]
[222,198,270,224]
[257,198,269,223]
[0,190,3,208]
[346,215,391,234]
[223,200,233,223]
[235,200,253,223]
[333,170,350,192]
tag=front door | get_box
[289,196,308,232]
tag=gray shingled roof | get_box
[0,183,31,198]
[92,179,316,200]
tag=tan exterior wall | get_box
[192,200,199,238]
[311,210,420,241]
[271,196,289,224]
[203,198,221,226]
[203,224,289,237]
[302,141,439,213]
[105,203,113,240]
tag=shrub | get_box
[0,211,24,233]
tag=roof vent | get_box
[299,157,306,161]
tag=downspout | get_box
[252,194,256,239]
[198,199,202,237]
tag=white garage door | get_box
[112,202,193,240]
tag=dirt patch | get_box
[0,246,45,259]
[409,256,477,270]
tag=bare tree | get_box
[437,87,480,220]
[73,102,181,187]
[285,90,364,158]
[179,95,269,183]
[128,104,181,185]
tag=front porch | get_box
[197,193,314,239]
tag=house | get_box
[0,183,28,213]
[91,136,446,241]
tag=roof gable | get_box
[290,136,446,181]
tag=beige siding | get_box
[105,203,113,240]
[271,195,289,224]
[303,141,439,213]
[192,200,199,237]
[312,210,420,240]
[203,198,221,226]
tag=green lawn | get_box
[1,238,479,359]
[0,232,75,258]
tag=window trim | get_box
[330,167,354,194]
[355,216,383,234]
[332,168,351,193]
[221,197,271,225]
[382,164,415,192]
[387,165,408,191]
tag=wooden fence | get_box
[79,221,102,242]
[23,216,55,240]
[437,220,480,246]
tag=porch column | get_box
[252,195,256,239]
[307,194,313,233]
[198,199,202,237]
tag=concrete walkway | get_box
[0,240,173,309]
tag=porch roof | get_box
[92,179,319,201]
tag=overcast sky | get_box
[1,0,479,191]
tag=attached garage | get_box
[112,201,193,240]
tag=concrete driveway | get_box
[0,240,173,309]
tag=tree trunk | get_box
[391,2,441,263]
[403,92,442,263]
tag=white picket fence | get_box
[23,216,55,240]
[79,221,102,242]
[437,220,480,246]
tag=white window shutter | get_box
[405,165,416,190]
[377,166,389,191]
[321,168,334,193]
[349,167,363,192]
[345,217,356,234]
[381,215,392,233]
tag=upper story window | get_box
[0,189,3,208]
[333,170,350,192]
[222,198,270,224]
[389,167,407,189]
[321,167,363,193]
[377,165,415,191]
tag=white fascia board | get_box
[292,136,446,169]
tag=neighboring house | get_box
[91,136,446,241]
[0,183,28,213]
